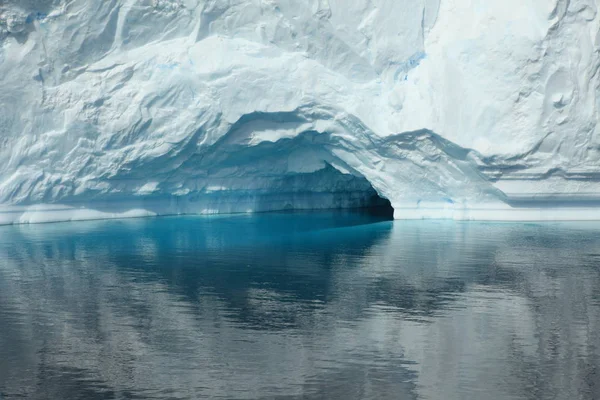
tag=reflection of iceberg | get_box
[1,217,600,399]
[2,0,600,222]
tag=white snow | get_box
[1,0,600,223]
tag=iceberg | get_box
[1,0,600,223]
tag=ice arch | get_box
[0,103,589,224]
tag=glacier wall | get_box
[1,0,600,223]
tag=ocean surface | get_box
[0,212,599,400]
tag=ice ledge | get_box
[3,202,600,225]
[394,205,600,221]
[0,204,157,225]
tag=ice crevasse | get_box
[1,0,600,224]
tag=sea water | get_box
[0,212,599,399]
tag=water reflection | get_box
[0,214,599,399]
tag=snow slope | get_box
[1,0,600,223]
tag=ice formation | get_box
[1,0,600,223]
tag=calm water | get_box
[0,212,599,400]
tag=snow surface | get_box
[1,0,600,223]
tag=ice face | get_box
[1,0,600,223]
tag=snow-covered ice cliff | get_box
[1,0,600,223]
